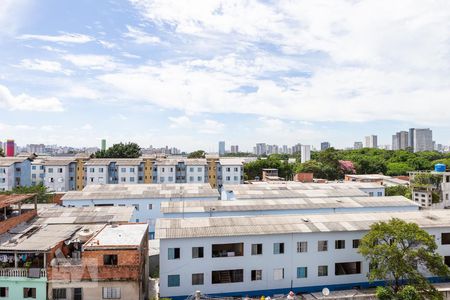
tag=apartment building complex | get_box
[157,210,450,299]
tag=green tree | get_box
[94,142,141,158]
[187,150,206,159]
[385,185,411,199]
[359,218,449,299]
[387,162,411,176]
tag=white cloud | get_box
[18,32,94,43]
[169,115,225,134]
[18,59,71,75]
[123,25,161,44]
[62,54,117,71]
[81,123,93,130]
[0,0,32,36]
[98,40,117,49]
[0,84,64,112]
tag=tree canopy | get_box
[187,150,206,159]
[94,142,141,158]
[244,155,294,180]
[359,218,450,299]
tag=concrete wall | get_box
[0,276,46,300]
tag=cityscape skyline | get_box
[1,1,450,151]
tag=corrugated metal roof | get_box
[0,194,36,209]
[42,158,76,166]
[62,184,219,200]
[160,196,418,213]
[34,206,134,224]
[0,157,28,167]
[156,210,450,239]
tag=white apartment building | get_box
[156,159,177,183]
[186,159,207,183]
[116,159,143,184]
[0,158,31,191]
[85,159,112,185]
[413,128,433,152]
[410,171,450,208]
[43,158,76,192]
[157,210,450,299]
[219,159,244,186]
[31,158,45,186]
[61,183,220,239]
[301,145,311,163]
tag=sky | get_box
[1,0,450,152]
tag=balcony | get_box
[0,268,46,278]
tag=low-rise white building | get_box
[157,210,450,299]
[116,158,144,184]
[85,159,112,185]
[43,158,76,192]
[185,159,207,184]
[0,157,32,191]
[31,158,45,186]
[61,183,220,239]
[219,158,244,186]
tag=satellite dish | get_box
[322,288,330,296]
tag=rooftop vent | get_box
[302,218,310,223]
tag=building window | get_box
[212,269,243,284]
[53,288,66,300]
[352,239,361,249]
[192,273,204,285]
[297,241,307,253]
[23,288,36,299]
[168,274,180,287]
[273,242,284,254]
[251,270,262,281]
[377,192,383,196]
[273,268,284,280]
[120,177,126,182]
[335,240,346,249]
[130,167,135,172]
[318,265,328,277]
[192,247,204,258]
[168,176,173,182]
[212,243,243,257]
[99,168,104,173]
[168,248,181,260]
[251,243,263,255]
[297,267,308,278]
[0,287,8,298]
[369,192,374,196]
[102,287,121,299]
[133,204,139,211]
[103,254,118,266]
[198,176,202,181]
[148,204,153,210]
[48,168,53,173]
[190,167,194,172]
[57,168,63,173]
[318,240,328,252]
[335,262,361,275]
[442,233,450,245]
[130,177,135,182]
[121,168,126,172]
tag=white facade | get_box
[86,164,109,184]
[43,161,76,192]
[31,160,45,186]
[158,212,450,299]
[220,164,243,185]
[413,128,433,152]
[186,165,206,183]
[301,145,311,163]
[0,158,31,191]
[117,164,140,184]
[157,164,176,183]
[0,165,14,191]
[364,135,378,149]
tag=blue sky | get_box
[1,0,450,152]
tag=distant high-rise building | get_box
[101,139,107,151]
[6,139,15,157]
[27,144,45,154]
[413,128,433,152]
[392,131,409,150]
[364,135,378,149]
[255,143,267,156]
[292,143,302,154]
[230,145,239,153]
[301,145,311,163]
[282,145,288,154]
[321,142,330,151]
[353,142,363,150]
[408,128,415,149]
[218,141,225,156]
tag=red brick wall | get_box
[0,210,36,235]
[294,173,314,183]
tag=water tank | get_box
[78,228,94,243]
[435,164,446,172]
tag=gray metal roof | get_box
[156,210,450,239]
[42,158,76,166]
[0,157,29,167]
[160,196,418,214]
[34,206,134,224]
[62,184,220,200]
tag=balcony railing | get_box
[0,268,46,278]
